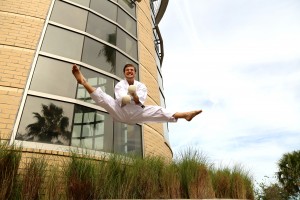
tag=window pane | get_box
[68,0,90,7]
[16,96,74,146]
[82,112,95,137]
[159,90,166,108]
[71,138,81,147]
[117,27,137,59]
[118,0,136,17]
[76,67,115,103]
[83,111,95,123]
[81,37,116,73]
[157,70,163,90]
[115,51,138,79]
[80,137,93,149]
[71,105,113,152]
[114,122,142,156]
[50,1,88,31]
[72,125,82,137]
[82,124,94,137]
[95,113,105,136]
[163,123,170,145]
[90,0,117,21]
[86,13,117,45]
[117,8,136,36]
[30,56,77,98]
[95,137,104,150]
[41,25,84,60]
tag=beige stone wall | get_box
[136,0,172,159]
[0,0,52,141]
[0,0,172,160]
[19,147,71,169]
[143,125,173,160]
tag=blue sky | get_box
[159,0,300,183]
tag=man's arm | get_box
[128,83,147,106]
[134,83,147,105]
[131,92,141,104]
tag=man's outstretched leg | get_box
[72,64,96,94]
[72,64,126,122]
[173,110,202,121]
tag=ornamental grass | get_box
[0,143,254,199]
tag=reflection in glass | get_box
[157,71,163,91]
[76,67,115,103]
[16,96,74,145]
[68,0,90,7]
[114,122,142,156]
[117,27,137,59]
[90,0,117,21]
[163,123,170,145]
[117,8,136,36]
[50,0,88,31]
[82,37,116,73]
[95,137,104,150]
[41,25,84,60]
[86,13,117,45]
[30,56,77,98]
[15,97,143,155]
[71,105,113,152]
[118,0,136,17]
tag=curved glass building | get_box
[0,0,171,159]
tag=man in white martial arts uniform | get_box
[72,64,202,124]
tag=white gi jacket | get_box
[115,80,147,107]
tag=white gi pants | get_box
[90,87,177,124]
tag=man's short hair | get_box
[123,64,136,73]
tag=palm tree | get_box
[98,33,116,73]
[277,150,300,198]
[17,103,71,145]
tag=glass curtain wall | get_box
[15,0,142,156]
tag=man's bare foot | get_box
[185,110,202,121]
[72,64,86,84]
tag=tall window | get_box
[15,0,142,156]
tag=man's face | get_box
[124,66,136,79]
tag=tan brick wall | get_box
[0,0,52,142]
[0,12,45,49]
[0,46,33,88]
[143,125,172,159]
[140,65,160,105]
[137,1,158,82]
[19,148,70,171]
[0,86,23,140]
[136,0,172,159]
[0,0,51,19]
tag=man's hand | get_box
[128,85,140,104]
[128,85,136,96]
[121,95,131,107]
